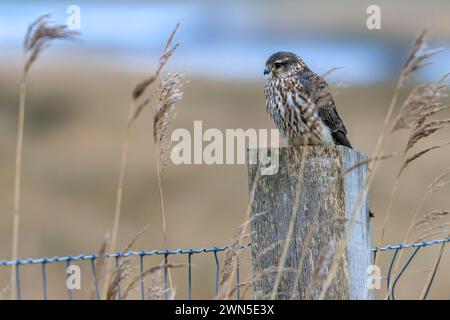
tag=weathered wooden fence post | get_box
[247,146,371,300]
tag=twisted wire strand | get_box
[1,238,449,266]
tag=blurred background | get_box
[0,0,449,299]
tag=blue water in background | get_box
[0,1,449,84]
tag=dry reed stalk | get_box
[318,67,405,299]
[342,153,396,176]
[152,71,184,294]
[89,235,110,299]
[413,210,450,232]
[270,152,307,300]
[103,100,138,299]
[10,13,78,300]
[289,217,350,300]
[380,139,448,269]
[382,94,449,298]
[105,226,149,299]
[217,220,253,300]
[305,239,337,299]
[416,221,450,241]
[370,29,445,263]
[384,168,450,298]
[119,263,183,300]
[145,22,182,292]
[219,246,255,300]
[103,22,182,299]
[319,29,439,300]
[375,31,450,299]
[106,256,132,300]
[153,71,185,245]
[106,228,153,300]
[321,66,344,78]
[419,236,448,299]
[289,225,319,299]
[403,168,450,243]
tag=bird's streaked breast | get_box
[265,75,334,146]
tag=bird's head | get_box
[264,51,307,79]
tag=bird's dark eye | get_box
[273,61,286,69]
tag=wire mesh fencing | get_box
[0,237,448,300]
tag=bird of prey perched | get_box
[264,51,352,148]
[263,52,377,217]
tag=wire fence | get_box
[0,237,449,300]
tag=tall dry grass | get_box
[103,22,183,299]
[10,13,78,300]
[6,14,185,300]
[84,227,182,300]
[317,29,450,299]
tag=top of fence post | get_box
[247,146,371,300]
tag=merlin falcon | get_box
[264,51,352,148]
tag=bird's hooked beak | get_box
[264,67,270,76]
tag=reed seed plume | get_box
[158,22,181,75]
[392,74,449,132]
[400,142,450,174]
[145,265,166,300]
[145,264,182,300]
[132,77,156,102]
[429,167,450,193]
[399,29,443,87]
[131,21,180,103]
[24,13,79,74]
[149,21,183,295]
[413,210,450,232]
[406,121,450,153]
[153,71,185,174]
